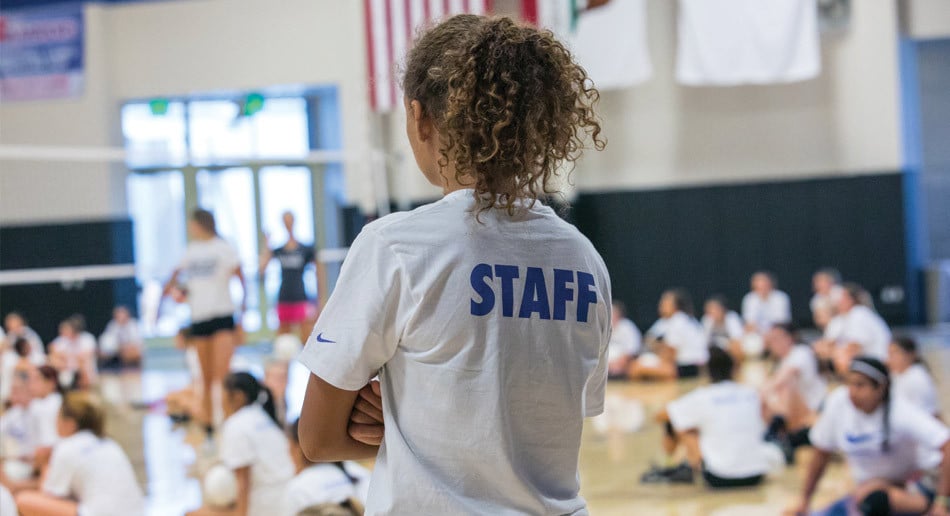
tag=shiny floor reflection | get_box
[98,327,949,516]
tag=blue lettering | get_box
[494,265,520,317]
[519,267,551,320]
[552,269,574,321]
[576,271,597,323]
[470,264,495,316]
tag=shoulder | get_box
[775,290,790,301]
[825,386,850,408]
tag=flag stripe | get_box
[522,0,538,25]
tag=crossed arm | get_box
[298,375,385,462]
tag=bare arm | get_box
[233,267,246,313]
[162,269,182,297]
[299,374,380,462]
[795,448,831,514]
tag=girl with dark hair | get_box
[629,289,708,380]
[164,209,246,434]
[48,316,98,389]
[281,419,368,516]
[888,337,939,418]
[297,14,611,514]
[794,357,950,516]
[814,283,891,376]
[188,372,294,516]
[13,392,144,516]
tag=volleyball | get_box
[203,464,238,508]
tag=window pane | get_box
[189,97,308,164]
[121,103,187,168]
[253,98,309,158]
[196,168,261,331]
[127,171,187,337]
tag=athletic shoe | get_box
[640,462,694,484]
[665,462,695,484]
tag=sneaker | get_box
[640,463,672,484]
[665,463,695,484]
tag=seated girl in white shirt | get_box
[12,392,145,516]
[813,283,891,377]
[641,347,778,487]
[282,419,368,516]
[888,336,939,418]
[761,324,827,463]
[48,316,98,389]
[793,357,950,516]
[701,295,744,362]
[741,271,792,335]
[188,372,295,516]
[98,306,143,370]
[607,300,642,379]
[629,289,708,381]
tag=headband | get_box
[850,360,888,385]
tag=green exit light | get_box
[243,93,265,116]
[149,98,169,116]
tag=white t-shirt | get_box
[608,318,642,362]
[676,0,820,86]
[43,430,145,516]
[702,311,744,348]
[99,320,142,355]
[0,485,15,516]
[741,291,792,334]
[218,404,295,516]
[0,405,34,458]
[50,333,97,374]
[892,364,939,416]
[825,305,891,360]
[5,326,47,365]
[776,345,826,411]
[667,381,771,478]
[810,386,950,484]
[281,462,371,516]
[299,190,612,515]
[30,392,63,447]
[179,237,240,323]
[651,312,708,366]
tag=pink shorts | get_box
[276,302,310,324]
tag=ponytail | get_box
[224,372,280,426]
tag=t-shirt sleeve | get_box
[726,313,744,339]
[42,445,75,497]
[904,404,950,450]
[741,294,754,324]
[584,284,612,417]
[220,242,241,271]
[809,389,843,452]
[218,423,255,469]
[297,228,407,391]
[306,245,317,263]
[177,247,193,271]
[667,390,704,432]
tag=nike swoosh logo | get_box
[316,333,336,343]
[845,433,874,444]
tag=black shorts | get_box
[190,316,235,338]
[676,364,701,379]
[702,468,764,489]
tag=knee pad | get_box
[858,489,890,516]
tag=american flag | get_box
[364,0,493,112]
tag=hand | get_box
[348,380,384,446]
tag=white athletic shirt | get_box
[99,319,142,355]
[0,405,33,458]
[892,364,939,416]
[824,305,890,360]
[29,392,63,447]
[608,318,642,362]
[178,237,240,323]
[299,190,612,515]
[43,430,145,516]
[702,311,744,347]
[0,485,15,516]
[667,381,771,478]
[676,0,820,86]
[742,291,791,334]
[776,345,826,411]
[218,404,295,516]
[50,332,97,374]
[810,387,950,484]
[281,462,371,516]
[648,312,708,366]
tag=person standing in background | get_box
[259,211,327,343]
[164,209,246,436]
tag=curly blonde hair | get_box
[402,14,604,214]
